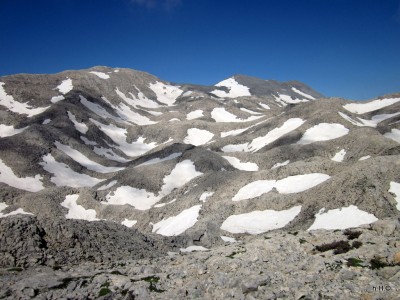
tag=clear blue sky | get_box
[1,0,399,100]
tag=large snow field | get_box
[343,97,400,114]
[297,123,349,144]
[307,205,378,230]
[55,142,124,173]
[211,78,251,98]
[0,82,49,117]
[0,124,28,137]
[221,205,302,234]
[222,156,258,171]
[152,204,202,236]
[148,81,183,106]
[40,154,104,187]
[61,194,99,221]
[184,128,214,146]
[0,159,44,192]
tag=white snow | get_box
[0,159,44,192]
[187,110,204,120]
[56,78,73,95]
[211,78,251,98]
[339,111,400,128]
[136,152,182,167]
[169,118,180,122]
[211,107,263,123]
[307,206,378,230]
[221,205,302,234]
[55,142,124,173]
[291,87,316,100]
[232,173,330,201]
[180,245,209,252]
[297,123,349,145]
[115,87,161,109]
[113,102,156,125]
[152,204,202,236]
[271,160,290,169]
[232,180,276,201]
[248,118,305,152]
[97,180,118,191]
[153,198,176,208]
[184,128,214,146]
[42,119,51,125]
[0,202,33,218]
[0,82,49,117]
[343,97,400,114]
[60,194,99,221]
[90,118,158,157]
[0,124,28,137]
[40,153,104,187]
[275,174,331,194]
[199,191,214,202]
[221,143,249,153]
[105,160,202,210]
[182,91,193,97]
[89,71,110,79]
[384,129,400,143]
[221,236,237,243]
[258,103,270,110]
[145,110,163,116]
[359,155,371,161]
[222,156,258,171]
[121,218,137,227]
[50,95,65,103]
[240,108,262,115]
[221,127,250,138]
[148,81,183,106]
[67,111,88,134]
[80,96,121,123]
[389,181,400,211]
[331,149,346,162]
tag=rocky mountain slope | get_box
[0,66,399,299]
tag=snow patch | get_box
[184,128,214,146]
[42,119,51,125]
[389,182,400,211]
[56,78,73,95]
[50,95,65,103]
[121,218,137,227]
[211,78,251,98]
[0,159,44,192]
[187,110,203,120]
[271,160,290,169]
[148,81,183,106]
[291,87,316,100]
[0,124,28,137]
[240,108,262,115]
[136,152,182,167]
[222,156,258,171]
[211,107,263,123]
[221,143,249,153]
[331,149,346,162]
[40,153,104,187]
[308,206,378,230]
[221,205,302,234]
[359,155,371,161]
[274,94,308,104]
[55,142,124,173]
[258,103,270,110]
[67,111,88,134]
[297,123,349,145]
[384,128,400,143]
[152,204,202,236]
[0,82,49,117]
[115,87,161,109]
[180,246,209,252]
[0,202,33,218]
[343,97,400,114]
[89,71,110,79]
[221,236,237,243]
[199,191,214,202]
[61,194,99,221]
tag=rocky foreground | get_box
[1,219,399,300]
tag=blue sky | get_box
[0,0,399,100]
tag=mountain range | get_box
[0,66,399,299]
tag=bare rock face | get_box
[0,66,399,298]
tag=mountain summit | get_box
[0,67,399,299]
